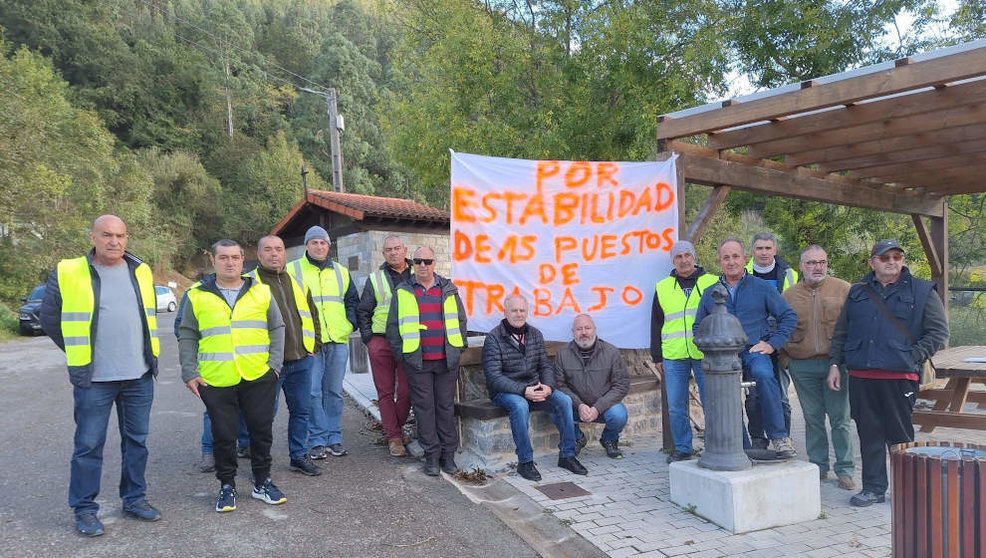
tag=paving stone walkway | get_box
[345,371,986,558]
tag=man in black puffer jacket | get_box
[483,294,587,481]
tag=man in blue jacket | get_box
[828,239,948,507]
[694,237,799,458]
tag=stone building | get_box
[271,189,451,285]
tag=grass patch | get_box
[948,306,986,347]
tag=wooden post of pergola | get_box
[653,39,986,451]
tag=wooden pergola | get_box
[658,39,986,303]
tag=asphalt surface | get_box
[0,313,537,558]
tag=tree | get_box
[221,131,326,243]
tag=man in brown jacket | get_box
[781,245,855,490]
[555,314,631,459]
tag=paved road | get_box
[0,313,536,557]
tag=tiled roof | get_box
[307,190,449,222]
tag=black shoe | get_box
[751,438,769,450]
[423,457,440,477]
[558,456,588,475]
[517,461,541,482]
[667,450,692,464]
[575,432,587,456]
[236,445,251,459]
[850,490,886,507]
[439,455,458,475]
[327,443,349,457]
[75,513,104,537]
[308,445,328,460]
[601,439,623,459]
[290,456,322,476]
[123,500,162,522]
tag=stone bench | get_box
[454,338,663,472]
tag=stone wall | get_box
[455,340,663,472]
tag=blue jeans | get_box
[664,358,706,453]
[276,357,313,459]
[491,390,576,463]
[741,350,788,440]
[201,412,248,452]
[309,342,349,448]
[70,373,153,515]
[575,402,629,443]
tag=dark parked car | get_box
[18,284,45,336]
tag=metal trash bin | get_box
[891,441,986,558]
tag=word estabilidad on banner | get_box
[450,151,679,348]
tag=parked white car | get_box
[155,285,177,312]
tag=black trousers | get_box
[200,370,278,487]
[849,376,918,495]
[406,359,458,460]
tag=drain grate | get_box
[534,481,591,500]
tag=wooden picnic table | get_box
[913,346,986,433]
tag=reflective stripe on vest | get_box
[369,269,392,334]
[188,282,271,387]
[246,269,316,353]
[395,287,464,353]
[656,273,718,360]
[57,256,159,366]
[290,258,353,343]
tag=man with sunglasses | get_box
[829,239,948,507]
[386,247,468,476]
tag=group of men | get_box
[41,214,948,537]
[652,234,948,508]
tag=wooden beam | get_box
[785,123,986,167]
[708,79,986,150]
[671,140,915,196]
[932,206,948,307]
[875,166,986,189]
[676,152,945,217]
[850,152,986,179]
[685,186,730,244]
[913,214,943,278]
[657,47,986,139]
[816,137,986,173]
[751,102,986,159]
[926,179,986,196]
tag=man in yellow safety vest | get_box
[178,239,286,513]
[40,215,162,536]
[288,226,359,460]
[385,246,468,476]
[356,235,413,457]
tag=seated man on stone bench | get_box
[482,294,588,482]
[555,313,630,459]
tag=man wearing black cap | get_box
[829,239,948,507]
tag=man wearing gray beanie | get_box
[288,226,360,459]
[650,240,717,463]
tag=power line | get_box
[129,0,332,92]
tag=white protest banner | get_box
[450,151,679,348]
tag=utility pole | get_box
[300,164,309,200]
[298,87,345,193]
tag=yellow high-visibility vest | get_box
[656,273,718,360]
[289,258,353,343]
[395,287,463,353]
[245,269,315,353]
[57,256,159,366]
[187,281,272,387]
[369,268,410,334]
